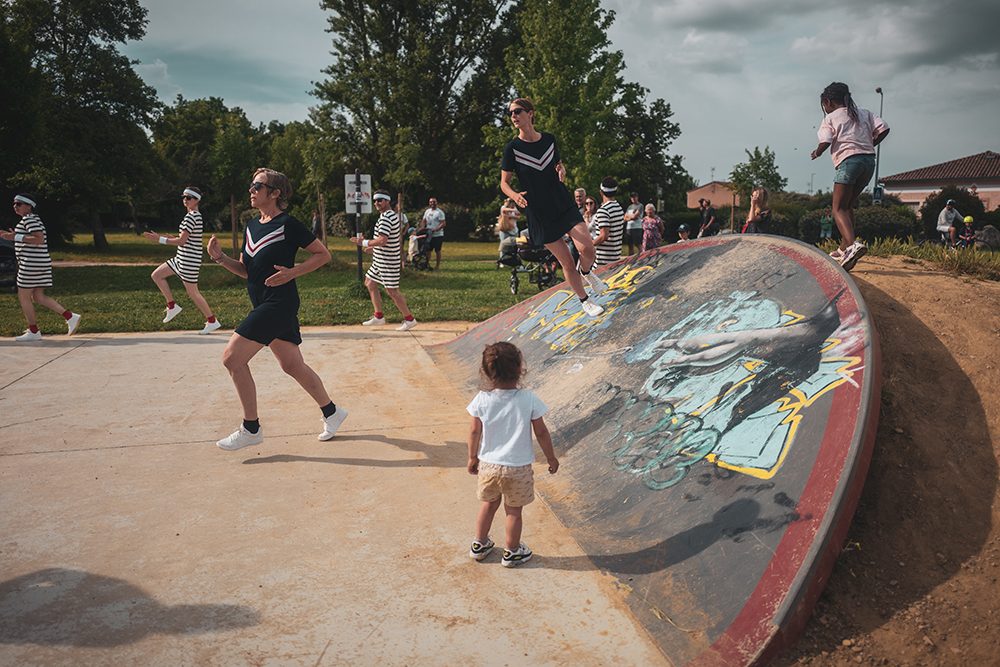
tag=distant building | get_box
[881,151,1000,211]
[687,181,740,210]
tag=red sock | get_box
[405,314,415,321]
[167,301,176,309]
[375,312,383,319]
[29,325,39,333]
[61,311,71,320]
[207,315,216,323]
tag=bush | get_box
[798,204,917,244]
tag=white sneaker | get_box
[396,319,417,331]
[501,543,533,568]
[66,312,81,335]
[581,299,604,317]
[584,271,608,294]
[839,241,868,272]
[199,320,222,335]
[216,426,263,451]
[163,304,183,323]
[362,316,386,326]
[15,329,42,342]
[318,408,349,441]
[829,248,844,261]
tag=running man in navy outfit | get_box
[500,97,607,316]
[207,168,348,450]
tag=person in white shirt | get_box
[936,199,963,247]
[418,197,447,269]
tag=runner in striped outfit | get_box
[1,194,81,341]
[592,177,625,267]
[352,190,417,331]
[143,187,221,334]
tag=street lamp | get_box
[873,87,884,203]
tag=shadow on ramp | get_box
[429,235,881,666]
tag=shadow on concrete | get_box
[0,568,259,647]
[241,435,465,468]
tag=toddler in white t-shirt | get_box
[466,342,558,567]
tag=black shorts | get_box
[529,207,582,245]
[427,236,444,252]
[235,301,302,346]
[626,228,644,247]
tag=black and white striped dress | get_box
[593,200,625,266]
[14,213,53,288]
[366,210,402,289]
[165,211,204,283]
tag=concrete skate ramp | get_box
[429,235,881,666]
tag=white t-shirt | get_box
[467,388,548,466]
[422,207,446,237]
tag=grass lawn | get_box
[1,233,535,336]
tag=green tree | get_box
[729,146,788,202]
[210,114,258,253]
[5,0,161,248]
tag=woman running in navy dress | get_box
[499,98,607,316]
[206,168,347,450]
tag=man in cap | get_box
[936,199,963,247]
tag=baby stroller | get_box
[407,227,431,271]
[498,236,558,295]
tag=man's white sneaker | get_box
[584,271,608,294]
[581,299,604,317]
[15,329,42,342]
[199,320,222,335]
[163,304,183,323]
[66,312,82,335]
[362,316,386,326]
[397,319,417,331]
[318,408,349,441]
[216,426,263,451]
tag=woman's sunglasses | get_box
[249,182,275,192]
[182,195,196,201]
[509,108,528,117]
[585,201,596,206]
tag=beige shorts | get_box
[477,463,535,507]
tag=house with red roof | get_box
[881,151,1000,211]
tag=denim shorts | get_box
[834,154,876,187]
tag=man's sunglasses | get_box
[509,108,528,116]
[250,182,275,192]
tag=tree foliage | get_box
[729,146,788,202]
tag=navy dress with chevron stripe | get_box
[501,132,582,244]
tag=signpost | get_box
[345,171,372,281]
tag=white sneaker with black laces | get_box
[216,426,263,451]
[362,316,386,326]
[580,299,604,317]
[318,408,349,441]
[839,241,868,272]
[66,312,81,335]
[584,270,608,294]
[501,543,532,568]
[199,320,222,335]
[15,329,42,342]
[469,537,495,561]
[397,319,417,331]
[163,304,183,323]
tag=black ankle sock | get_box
[321,402,337,418]
[579,295,589,302]
[243,419,260,434]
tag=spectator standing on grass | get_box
[1,194,82,341]
[641,203,664,251]
[352,190,417,331]
[467,342,558,568]
[698,199,719,238]
[143,187,221,335]
[592,177,625,267]
[206,168,347,451]
[937,199,962,247]
[624,192,643,255]
[419,197,446,270]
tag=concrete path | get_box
[0,325,665,666]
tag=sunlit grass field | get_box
[1,232,532,336]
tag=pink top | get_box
[817,107,888,167]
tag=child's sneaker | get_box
[469,537,495,561]
[501,543,532,568]
[163,304,183,323]
[829,248,844,262]
[584,270,608,294]
[396,318,417,331]
[15,329,42,342]
[839,241,868,272]
[362,316,385,326]
[199,320,222,335]
[580,299,604,317]
[66,312,82,335]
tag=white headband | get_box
[600,185,618,194]
[14,195,37,208]
[373,193,391,202]
[182,188,202,200]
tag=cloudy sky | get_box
[124,0,1000,194]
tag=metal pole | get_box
[354,168,363,281]
[874,87,884,200]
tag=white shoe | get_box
[584,271,608,294]
[199,320,222,335]
[581,299,604,317]
[216,426,263,451]
[66,312,81,335]
[362,316,386,326]
[163,304,183,323]
[396,319,417,331]
[839,241,868,272]
[15,329,42,342]
[318,408,349,441]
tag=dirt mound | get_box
[776,255,1000,666]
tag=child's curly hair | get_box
[480,342,524,388]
